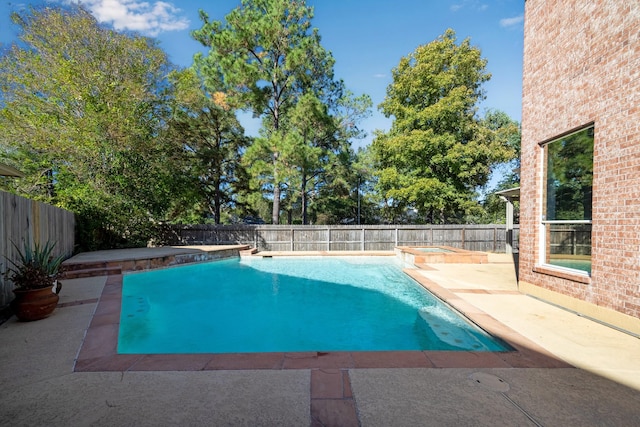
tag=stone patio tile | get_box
[352,351,433,368]
[283,351,354,369]
[89,310,119,328]
[426,351,512,368]
[74,354,141,372]
[310,398,359,427]
[498,347,574,368]
[311,369,346,399]
[93,298,120,317]
[77,323,119,359]
[131,354,213,371]
[204,352,285,370]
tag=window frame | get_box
[538,124,594,277]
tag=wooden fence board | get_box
[1,192,75,308]
[167,224,520,254]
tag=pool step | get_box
[240,247,259,257]
[414,263,437,271]
[61,262,122,279]
[61,246,251,280]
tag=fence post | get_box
[172,223,513,254]
[493,226,497,252]
[327,227,331,251]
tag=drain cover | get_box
[469,372,510,392]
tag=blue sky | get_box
[0,0,525,147]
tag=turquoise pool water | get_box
[118,257,510,354]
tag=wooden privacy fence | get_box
[166,224,520,253]
[1,191,75,309]
[549,224,592,256]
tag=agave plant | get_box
[5,241,66,290]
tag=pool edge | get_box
[74,255,573,372]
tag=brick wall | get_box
[521,0,640,319]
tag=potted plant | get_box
[4,241,66,321]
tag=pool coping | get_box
[396,245,489,264]
[73,255,573,372]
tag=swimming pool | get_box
[118,257,509,354]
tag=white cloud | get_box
[373,73,387,79]
[450,1,488,12]
[61,0,189,36]
[500,15,524,28]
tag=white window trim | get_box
[538,126,593,276]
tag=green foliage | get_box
[309,144,379,225]
[166,68,250,224]
[483,109,521,185]
[192,0,344,224]
[0,5,181,249]
[284,93,334,223]
[372,29,517,223]
[5,241,65,290]
[474,110,521,224]
[307,92,374,224]
[475,185,520,225]
[0,4,524,238]
[546,128,593,221]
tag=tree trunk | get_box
[213,178,221,225]
[271,152,280,224]
[301,173,308,225]
[272,186,280,224]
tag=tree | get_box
[310,144,380,225]
[0,5,178,249]
[372,29,515,223]
[167,68,249,224]
[192,0,338,224]
[306,92,373,224]
[478,110,521,224]
[285,93,336,224]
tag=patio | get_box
[1,247,639,426]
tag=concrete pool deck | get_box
[1,246,640,425]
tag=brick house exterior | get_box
[520,0,640,334]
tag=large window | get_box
[542,126,594,274]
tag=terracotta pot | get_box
[10,286,60,321]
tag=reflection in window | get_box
[542,127,593,274]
